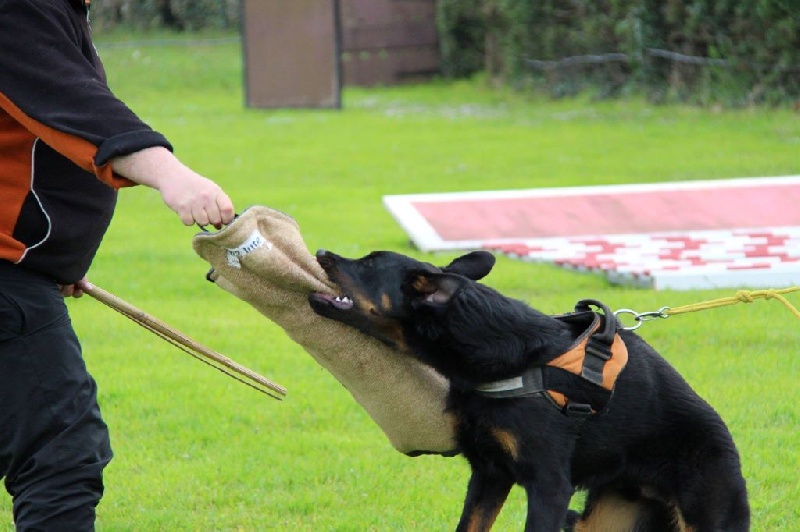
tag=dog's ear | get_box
[442,251,495,280]
[404,272,466,305]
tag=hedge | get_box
[90,0,240,31]
[438,0,800,106]
[89,0,799,106]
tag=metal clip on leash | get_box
[614,306,670,330]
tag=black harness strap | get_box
[574,299,617,387]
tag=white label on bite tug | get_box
[226,229,271,269]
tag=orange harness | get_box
[475,300,628,418]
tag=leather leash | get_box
[84,284,287,400]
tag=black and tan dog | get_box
[309,249,750,532]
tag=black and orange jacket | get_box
[0,0,172,284]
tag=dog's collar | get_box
[475,368,545,397]
[474,299,628,417]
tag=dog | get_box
[308,249,750,531]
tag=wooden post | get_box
[242,0,341,108]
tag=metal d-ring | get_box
[196,213,240,233]
[614,306,671,330]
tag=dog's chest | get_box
[449,392,570,464]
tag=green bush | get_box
[90,0,240,31]
[89,1,799,106]
[436,0,486,78]
[438,0,800,106]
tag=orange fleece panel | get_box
[603,336,629,391]
[0,92,135,190]
[547,320,628,392]
[0,118,35,262]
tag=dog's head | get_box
[308,250,495,350]
[310,248,572,386]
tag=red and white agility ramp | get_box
[383,176,800,290]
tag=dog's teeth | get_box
[334,296,342,302]
[342,297,352,303]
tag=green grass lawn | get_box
[2,34,799,530]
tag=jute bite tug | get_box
[191,206,457,456]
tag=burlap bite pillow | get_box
[191,205,457,456]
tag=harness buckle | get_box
[582,337,612,386]
[585,340,612,361]
[563,402,593,419]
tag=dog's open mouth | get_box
[309,292,353,310]
[309,250,355,313]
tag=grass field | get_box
[2,34,799,530]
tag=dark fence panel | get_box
[91,0,441,91]
[242,0,341,108]
[339,0,439,86]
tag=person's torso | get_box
[0,0,117,284]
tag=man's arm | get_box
[111,147,235,227]
[0,0,171,188]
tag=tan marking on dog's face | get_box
[346,290,380,317]
[380,293,392,312]
[491,428,520,460]
[339,283,378,313]
[380,323,408,352]
[411,275,434,294]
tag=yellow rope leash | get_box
[665,287,800,319]
[614,286,800,329]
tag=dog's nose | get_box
[206,267,217,283]
[315,249,335,268]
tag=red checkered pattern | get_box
[485,228,800,290]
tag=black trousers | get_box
[0,262,112,531]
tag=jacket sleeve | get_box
[0,0,173,189]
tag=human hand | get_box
[157,169,236,228]
[111,146,236,227]
[59,276,94,298]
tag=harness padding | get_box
[192,206,456,456]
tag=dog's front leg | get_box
[455,469,514,532]
[521,472,573,532]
